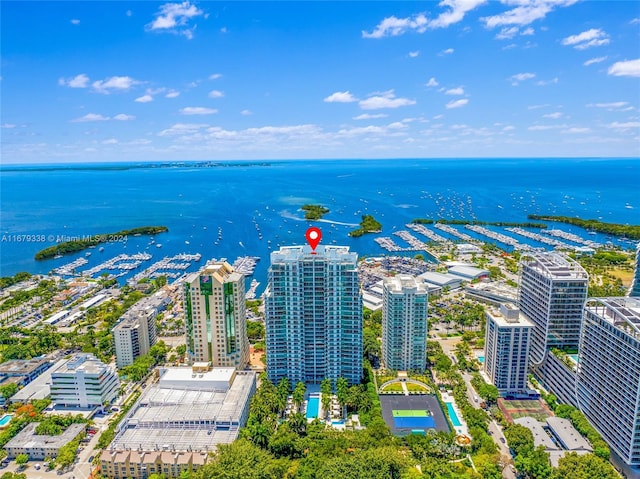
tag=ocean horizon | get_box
[1,158,639,290]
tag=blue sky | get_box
[1,1,639,163]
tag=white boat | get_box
[54,254,63,259]
[156,244,162,248]
[85,252,91,257]
[99,247,105,252]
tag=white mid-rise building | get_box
[382,275,428,371]
[183,262,249,369]
[50,354,119,409]
[518,252,588,366]
[265,245,362,385]
[577,297,640,475]
[484,303,533,397]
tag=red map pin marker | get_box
[305,227,322,253]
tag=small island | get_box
[35,226,169,260]
[528,215,640,240]
[301,204,330,221]
[349,215,382,237]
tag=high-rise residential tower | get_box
[265,245,362,386]
[484,303,533,397]
[518,252,588,367]
[631,244,640,297]
[184,262,249,369]
[382,275,428,371]
[577,297,640,476]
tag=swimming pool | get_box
[445,402,462,427]
[568,354,579,363]
[306,397,320,420]
[0,414,13,427]
[477,355,485,363]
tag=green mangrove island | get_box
[301,204,330,220]
[528,215,640,240]
[349,215,382,237]
[35,226,169,260]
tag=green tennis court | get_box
[393,409,430,417]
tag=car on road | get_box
[500,437,506,444]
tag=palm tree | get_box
[292,382,306,413]
[336,377,348,419]
[288,412,307,437]
[320,378,332,419]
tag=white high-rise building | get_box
[577,297,640,475]
[484,303,533,397]
[113,303,158,369]
[50,354,119,409]
[518,252,588,366]
[382,275,428,371]
[265,245,362,386]
[183,262,249,369]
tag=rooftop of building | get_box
[158,366,236,389]
[585,297,640,341]
[513,417,559,450]
[418,271,463,287]
[109,369,255,453]
[271,245,357,263]
[100,449,208,466]
[546,416,592,451]
[5,422,85,450]
[185,261,244,286]
[10,358,68,403]
[487,303,534,328]
[52,353,111,376]
[0,357,48,375]
[521,252,588,280]
[447,265,490,278]
[383,274,427,294]
[114,291,170,331]
[465,281,519,300]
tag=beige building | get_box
[5,423,85,460]
[99,450,207,479]
[184,262,249,368]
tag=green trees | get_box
[35,420,62,436]
[301,204,330,220]
[0,384,18,400]
[320,379,332,418]
[336,377,348,418]
[515,445,552,479]
[549,452,619,479]
[504,424,534,455]
[554,405,610,459]
[56,439,78,468]
[197,439,289,479]
[349,215,382,237]
[471,374,499,405]
[292,382,306,413]
[246,321,265,342]
[14,454,28,466]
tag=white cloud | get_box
[353,113,388,120]
[584,56,607,66]
[528,104,551,110]
[563,127,591,134]
[607,121,640,129]
[209,73,223,80]
[631,18,640,25]
[409,51,420,58]
[445,87,465,95]
[240,109,253,116]
[502,125,515,131]
[324,91,358,103]
[1,124,16,129]
[70,19,80,25]
[359,90,416,110]
[146,1,204,39]
[92,76,139,93]
[537,77,559,86]
[220,27,227,34]
[543,112,563,119]
[561,28,609,50]
[509,72,535,85]
[113,114,135,121]
[482,0,579,28]
[586,102,632,111]
[180,107,218,115]
[102,138,118,144]
[135,94,154,103]
[445,98,469,109]
[495,25,536,40]
[71,113,110,123]
[521,27,534,36]
[528,123,568,131]
[608,59,640,78]
[166,90,180,98]
[426,77,439,87]
[427,0,487,29]
[208,90,224,99]
[159,123,209,136]
[59,73,90,88]
[439,48,455,55]
[362,13,428,38]
[362,1,485,38]
[126,10,133,17]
